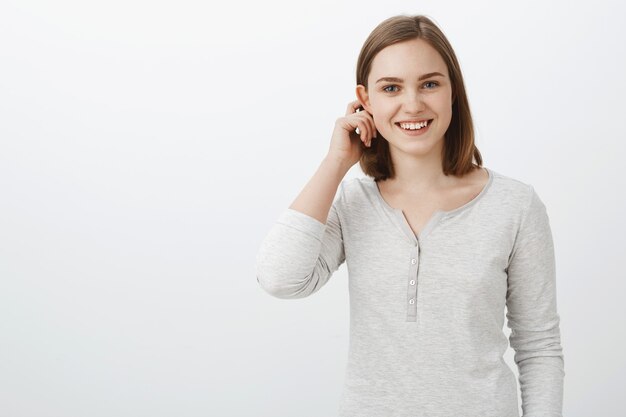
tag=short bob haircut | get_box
[356,14,483,180]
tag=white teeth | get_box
[399,120,429,130]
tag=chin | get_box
[389,134,444,155]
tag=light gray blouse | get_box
[255,167,565,417]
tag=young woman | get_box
[256,14,564,417]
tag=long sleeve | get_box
[255,191,346,299]
[505,185,565,417]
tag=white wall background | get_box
[1,0,624,416]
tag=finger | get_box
[361,112,376,139]
[346,100,362,116]
[346,101,358,116]
[358,119,370,143]
[355,124,365,142]
[354,112,372,140]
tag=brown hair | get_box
[356,14,483,180]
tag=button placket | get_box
[407,244,420,322]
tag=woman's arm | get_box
[255,156,350,299]
[505,185,565,417]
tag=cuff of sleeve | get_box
[276,208,327,240]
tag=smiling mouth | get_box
[395,119,433,130]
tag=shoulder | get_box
[487,168,537,205]
[486,167,548,225]
[337,176,375,201]
[332,176,381,217]
[488,168,533,196]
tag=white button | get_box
[409,299,415,304]
[410,280,415,285]
[411,259,417,264]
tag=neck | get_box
[383,150,457,195]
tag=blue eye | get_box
[382,84,399,93]
[382,81,439,93]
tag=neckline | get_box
[369,167,494,243]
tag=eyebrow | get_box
[375,72,445,84]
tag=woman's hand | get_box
[327,100,377,168]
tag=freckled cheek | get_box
[429,93,453,110]
[372,115,393,131]
[371,106,396,125]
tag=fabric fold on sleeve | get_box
[255,189,346,299]
[505,184,565,417]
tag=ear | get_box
[355,84,372,113]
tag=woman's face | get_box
[356,38,454,159]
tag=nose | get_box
[403,90,426,113]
